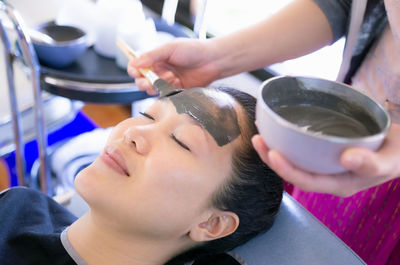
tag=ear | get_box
[189,211,239,242]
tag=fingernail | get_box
[136,57,144,65]
[136,56,150,67]
[343,155,363,169]
[269,151,279,169]
[131,58,140,67]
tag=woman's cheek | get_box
[145,148,192,178]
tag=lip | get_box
[100,146,130,177]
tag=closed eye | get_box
[140,111,190,151]
[171,134,191,151]
[139,112,155,120]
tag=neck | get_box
[67,211,188,265]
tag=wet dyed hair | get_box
[166,87,283,264]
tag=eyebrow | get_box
[158,97,199,128]
[184,113,209,145]
[157,98,210,147]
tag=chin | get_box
[73,159,114,211]
[73,167,90,200]
[73,162,101,204]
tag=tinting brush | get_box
[117,39,183,97]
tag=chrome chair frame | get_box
[0,0,51,194]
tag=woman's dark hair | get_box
[166,87,283,264]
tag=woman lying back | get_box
[0,87,283,265]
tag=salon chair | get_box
[229,194,366,265]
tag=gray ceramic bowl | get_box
[32,22,88,68]
[256,76,391,174]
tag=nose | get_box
[123,125,151,155]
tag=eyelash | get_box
[139,112,155,120]
[139,112,191,152]
[171,134,191,151]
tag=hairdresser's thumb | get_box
[341,148,382,177]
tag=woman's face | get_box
[74,91,241,240]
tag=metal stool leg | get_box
[161,0,210,40]
[193,0,209,40]
[162,0,179,26]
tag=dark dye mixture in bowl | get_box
[274,104,380,138]
[40,25,85,42]
[262,76,384,138]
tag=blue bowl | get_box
[32,22,88,68]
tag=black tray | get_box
[40,47,132,83]
[40,19,193,103]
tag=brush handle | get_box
[116,39,158,84]
[117,39,183,97]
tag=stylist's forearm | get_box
[209,0,334,78]
[384,0,400,46]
